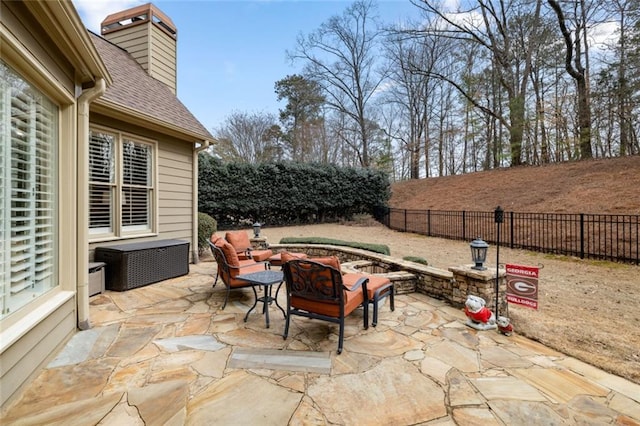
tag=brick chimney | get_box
[101,3,178,94]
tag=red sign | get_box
[506,264,539,310]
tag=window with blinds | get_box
[89,129,155,238]
[1,60,58,319]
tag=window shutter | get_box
[122,140,152,230]
[1,61,58,317]
[89,132,115,233]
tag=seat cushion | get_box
[274,251,308,266]
[291,286,364,317]
[214,238,240,267]
[225,231,252,251]
[239,249,273,262]
[307,256,341,272]
[343,273,391,300]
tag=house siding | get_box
[1,297,76,408]
[87,114,195,260]
[102,19,177,93]
[150,24,177,91]
[103,24,151,71]
[1,2,75,90]
[158,139,194,241]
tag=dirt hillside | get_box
[390,156,640,214]
[380,155,640,384]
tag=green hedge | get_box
[199,154,390,228]
[278,237,390,256]
[403,256,429,266]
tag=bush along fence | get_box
[373,207,640,265]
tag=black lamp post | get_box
[252,222,261,238]
[470,237,489,270]
[494,206,504,317]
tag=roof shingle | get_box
[89,32,212,141]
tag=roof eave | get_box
[24,0,112,85]
[93,99,211,144]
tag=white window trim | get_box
[89,125,158,242]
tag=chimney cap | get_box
[101,3,177,38]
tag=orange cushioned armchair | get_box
[282,254,370,354]
[225,230,273,262]
[208,236,269,309]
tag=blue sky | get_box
[73,0,419,133]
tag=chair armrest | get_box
[233,261,270,271]
[344,277,369,303]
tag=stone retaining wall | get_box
[270,244,505,309]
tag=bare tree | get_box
[548,0,593,159]
[288,0,387,167]
[384,20,449,178]
[408,0,543,167]
[212,111,282,163]
[598,0,640,156]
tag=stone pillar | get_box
[250,237,268,250]
[448,265,507,315]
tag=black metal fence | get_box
[373,208,640,265]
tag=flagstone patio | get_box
[2,260,639,425]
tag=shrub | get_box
[279,237,390,255]
[403,256,429,266]
[198,212,217,255]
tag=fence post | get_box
[509,212,515,248]
[580,213,585,259]
[462,211,466,240]
[404,209,407,232]
[427,209,431,236]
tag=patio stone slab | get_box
[488,400,567,425]
[106,325,161,357]
[557,357,640,402]
[448,370,484,406]
[470,376,548,401]
[420,355,452,385]
[452,407,500,425]
[510,367,609,404]
[609,393,640,421]
[154,335,226,352]
[346,329,423,356]
[426,340,480,372]
[331,351,380,374]
[191,348,232,378]
[567,395,618,423]
[229,348,332,374]
[290,396,326,426]
[128,380,189,425]
[1,392,124,426]
[217,327,287,348]
[47,328,103,367]
[186,370,302,425]
[480,345,533,369]
[8,358,120,416]
[308,357,446,425]
[439,327,480,349]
